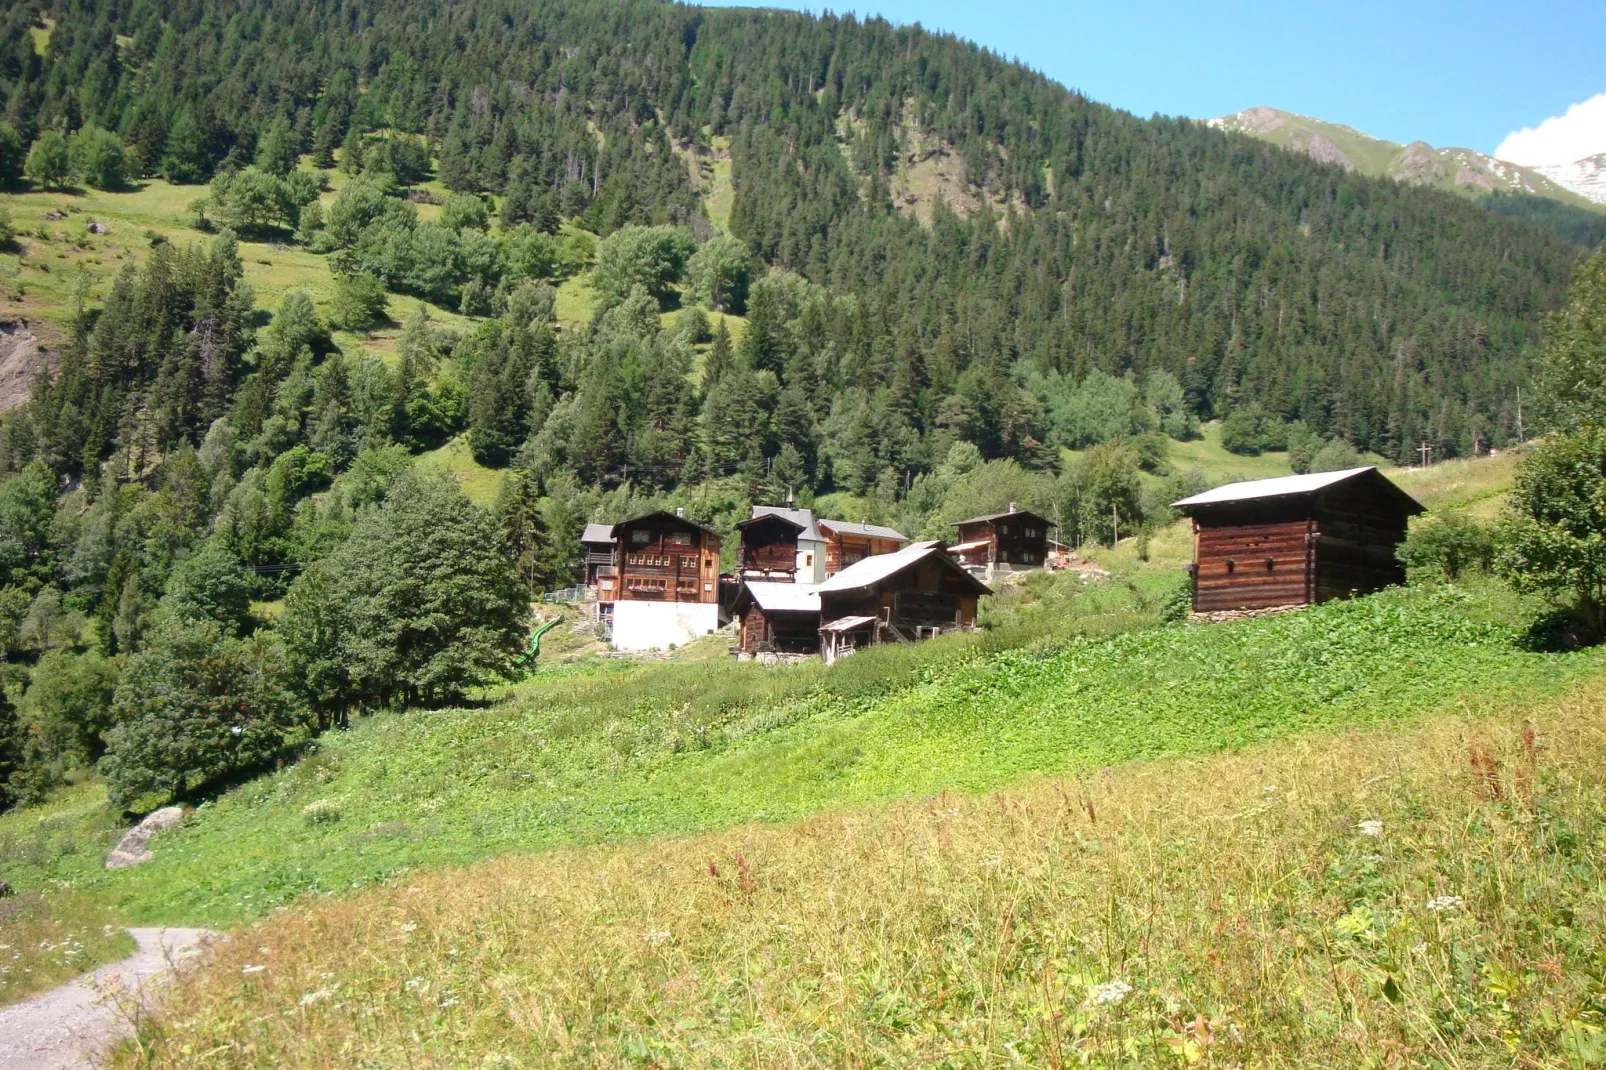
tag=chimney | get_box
[675,506,685,518]
[1008,502,1018,513]
[785,486,795,507]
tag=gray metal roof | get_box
[817,541,989,596]
[1171,467,1390,509]
[745,505,824,542]
[817,518,908,542]
[742,580,822,613]
[580,522,616,545]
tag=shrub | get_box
[1310,436,1362,472]
[99,618,310,809]
[440,194,490,232]
[1399,510,1498,583]
[302,799,342,826]
[1219,402,1278,455]
[685,235,752,313]
[591,224,694,307]
[1497,426,1606,643]
[330,271,388,332]
[0,121,22,185]
[23,131,71,189]
[67,125,126,190]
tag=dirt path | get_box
[0,928,216,1070]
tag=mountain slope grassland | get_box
[115,660,1606,1067]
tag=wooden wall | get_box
[739,606,820,654]
[1192,518,1313,612]
[606,517,721,604]
[823,532,903,574]
[739,516,799,579]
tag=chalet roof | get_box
[817,541,991,596]
[613,509,722,537]
[743,505,823,542]
[580,523,616,545]
[821,614,877,633]
[1170,466,1424,514]
[741,580,822,614]
[817,518,909,542]
[952,507,1050,527]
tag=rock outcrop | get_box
[105,807,185,869]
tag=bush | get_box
[685,235,752,313]
[1310,437,1362,472]
[68,125,126,190]
[0,122,22,185]
[591,224,694,307]
[24,131,71,189]
[16,649,121,790]
[0,205,13,251]
[99,618,309,809]
[302,799,342,825]
[1219,402,1278,455]
[330,271,389,332]
[1497,426,1606,643]
[1398,510,1498,583]
[441,194,490,232]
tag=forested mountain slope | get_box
[0,0,1594,474]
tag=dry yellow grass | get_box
[120,679,1606,1068]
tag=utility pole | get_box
[1112,503,1119,546]
[1417,441,1433,468]
[1516,386,1525,443]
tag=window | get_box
[1025,526,1039,538]
[630,529,650,546]
[804,553,814,567]
[1000,523,1010,535]
[669,531,691,546]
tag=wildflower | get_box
[1090,979,1133,1006]
[404,977,427,991]
[1357,819,1383,837]
[438,996,460,1009]
[298,989,332,1007]
[1426,895,1464,913]
[399,922,418,933]
[980,857,1002,867]
[242,964,266,975]
[644,929,672,945]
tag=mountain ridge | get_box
[1210,106,1606,209]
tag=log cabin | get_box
[816,542,991,664]
[950,504,1050,578]
[816,519,908,574]
[1172,466,1424,614]
[737,506,828,584]
[594,509,723,650]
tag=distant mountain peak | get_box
[1211,107,1605,210]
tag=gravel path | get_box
[0,928,216,1070]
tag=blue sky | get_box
[722,0,1606,161]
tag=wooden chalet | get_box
[1172,467,1424,614]
[732,581,822,656]
[738,505,827,584]
[591,509,724,651]
[816,542,991,664]
[816,519,908,574]
[951,504,1050,575]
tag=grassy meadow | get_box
[115,668,1606,1067]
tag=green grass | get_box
[414,435,504,507]
[4,579,1600,931]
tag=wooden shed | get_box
[816,542,991,663]
[1172,467,1424,614]
[738,506,827,584]
[816,519,908,575]
[580,523,617,588]
[732,581,821,655]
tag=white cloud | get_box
[1496,93,1606,166]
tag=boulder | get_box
[86,221,112,235]
[105,806,185,870]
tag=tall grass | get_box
[118,679,1606,1067]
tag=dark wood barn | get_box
[951,505,1050,574]
[1173,467,1424,614]
[732,581,822,655]
[816,542,991,663]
